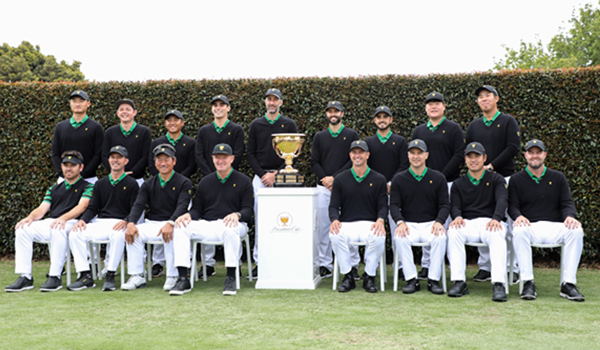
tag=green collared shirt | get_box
[120,122,137,136]
[351,167,371,183]
[64,176,84,190]
[409,167,428,181]
[159,170,175,188]
[329,124,345,138]
[377,129,392,143]
[214,119,229,133]
[216,168,233,183]
[468,169,486,185]
[166,132,183,146]
[109,172,127,186]
[526,166,547,184]
[482,111,501,127]
[265,113,281,125]
[427,116,445,132]
[70,115,88,129]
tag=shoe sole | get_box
[223,290,237,296]
[163,286,176,291]
[169,288,191,296]
[448,289,469,297]
[559,292,585,302]
[520,294,536,300]
[427,286,445,295]
[102,287,116,292]
[152,271,165,278]
[5,285,34,292]
[492,294,508,302]
[402,288,421,294]
[473,277,491,282]
[40,286,63,292]
[320,274,332,278]
[122,283,146,291]
[67,284,96,291]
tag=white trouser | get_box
[69,218,125,273]
[252,174,268,264]
[15,218,76,276]
[447,218,507,284]
[57,176,98,185]
[330,221,385,277]
[513,221,583,284]
[174,220,248,268]
[394,221,447,281]
[125,220,176,277]
[316,185,334,270]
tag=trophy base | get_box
[274,174,305,187]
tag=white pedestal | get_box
[255,187,321,289]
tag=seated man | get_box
[122,144,192,291]
[329,140,387,293]
[509,139,584,301]
[172,143,253,296]
[447,142,508,302]
[6,151,93,292]
[390,139,449,295]
[67,146,139,291]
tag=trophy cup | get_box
[272,133,305,187]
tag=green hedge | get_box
[1,68,599,262]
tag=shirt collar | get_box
[120,121,137,136]
[70,115,89,129]
[64,176,83,190]
[376,129,392,143]
[329,124,345,138]
[526,166,547,184]
[216,168,233,183]
[166,132,183,146]
[265,113,281,125]
[109,172,127,186]
[159,170,175,188]
[351,166,371,183]
[214,119,230,133]
[408,167,428,181]
[426,116,445,132]
[482,111,501,127]
[468,169,486,185]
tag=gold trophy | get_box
[272,133,305,187]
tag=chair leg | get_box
[332,256,339,290]
[244,235,252,282]
[66,248,71,286]
[559,245,565,287]
[120,252,125,288]
[191,241,198,289]
[393,244,398,292]
[235,264,241,290]
[90,242,98,280]
[442,258,447,293]
[147,243,152,281]
[379,253,385,292]
[201,244,208,282]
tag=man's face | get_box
[116,104,137,124]
[425,101,445,119]
[477,91,499,113]
[109,153,129,172]
[69,97,90,114]
[164,116,184,134]
[350,148,369,167]
[408,148,428,168]
[325,108,344,125]
[212,154,235,172]
[524,147,546,170]
[373,112,392,130]
[265,95,282,114]
[211,101,230,119]
[465,152,486,172]
[154,154,176,175]
[61,162,83,181]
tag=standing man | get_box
[121,144,193,291]
[171,144,254,296]
[51,90,104,183]
[195,95,246,278]
[446,142,508,302]
[465,85,520,282]
[246,88,298,278]
[390,139,449,295]
[6,151,93,292]
[509,139,584,301]
[67,146,139,292]
[311,101,359,279]
[329,141,387,293]
[365,105,408,279]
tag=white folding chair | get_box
[146,242,164,281]
[466,242,511,293]
[88,240,125,287]
[519,243,565,294]
[190,233,253,289]
[332,241,387,292]
[393,242,447,292]
[36,240,71,285]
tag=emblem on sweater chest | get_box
[123,187,126,190]
[173,187,176,190]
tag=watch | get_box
[396,220,404,226]
[235,212,242,219]
[167,220,175,226]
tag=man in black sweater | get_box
[509,139,584,301]
[67,146,139,292]
[311,101,359,279]
[51,90,104,184]
[329,141,387,293]
[122,144,192,291]
[194,95,245,278]
[390,139,449,295]
[246,88,298,278]
[171,143,254,296]
[465,85,520,282]
[446,142,508,302]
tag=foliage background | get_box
[1,67,598,261]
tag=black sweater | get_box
[412,119,464,182]
[51,118,104,178]
[102,124,152,179]
[365,133,409,182]
[149,134,197,178]
[80,175,139,223]
[311,127,359,179]
[195,121,245,175]
[390,168,449,224]
[329,168,388,222]
[247,115,298,177]
[451,170,508,221]
[127,172,192,223]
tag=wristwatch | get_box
[167,220,175,226]
[396,220,404,226]
[235,212,242,219]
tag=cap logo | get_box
[116,146,119,149]
[173,187,175,190]
[162,148,165,151]
[219,145,224,150]
[472,144,475,148]
[415,141,419,144]
[271,89,275,92]
[171,110,175,113]
[332,101,336,104]
[124,187,126,190]
[533,140,537,143]
[432,93,436,96]
[380,107,384,110]
[218,95,221,98]
[68,156,72,159]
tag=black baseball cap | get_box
[265,88,283,100]
[525,139,546,151]
[349,140,369,152]
[425,92,444,104]
[374,106,392,117]
[108,145,128,158]
[408,139,428,152]
[475,85,499,97]
[165,109,184,120]
[69,90,90,101]
[465,142,486,155]
[212,143,233,155]
[211,95,230,105]
[62,154,83,165]
[326,101,344,112]
[115,98,136,110]
[153,144,176,158]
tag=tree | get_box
[0,41,85,82]
[494,2,600,70]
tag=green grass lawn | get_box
[1,261,598,350]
